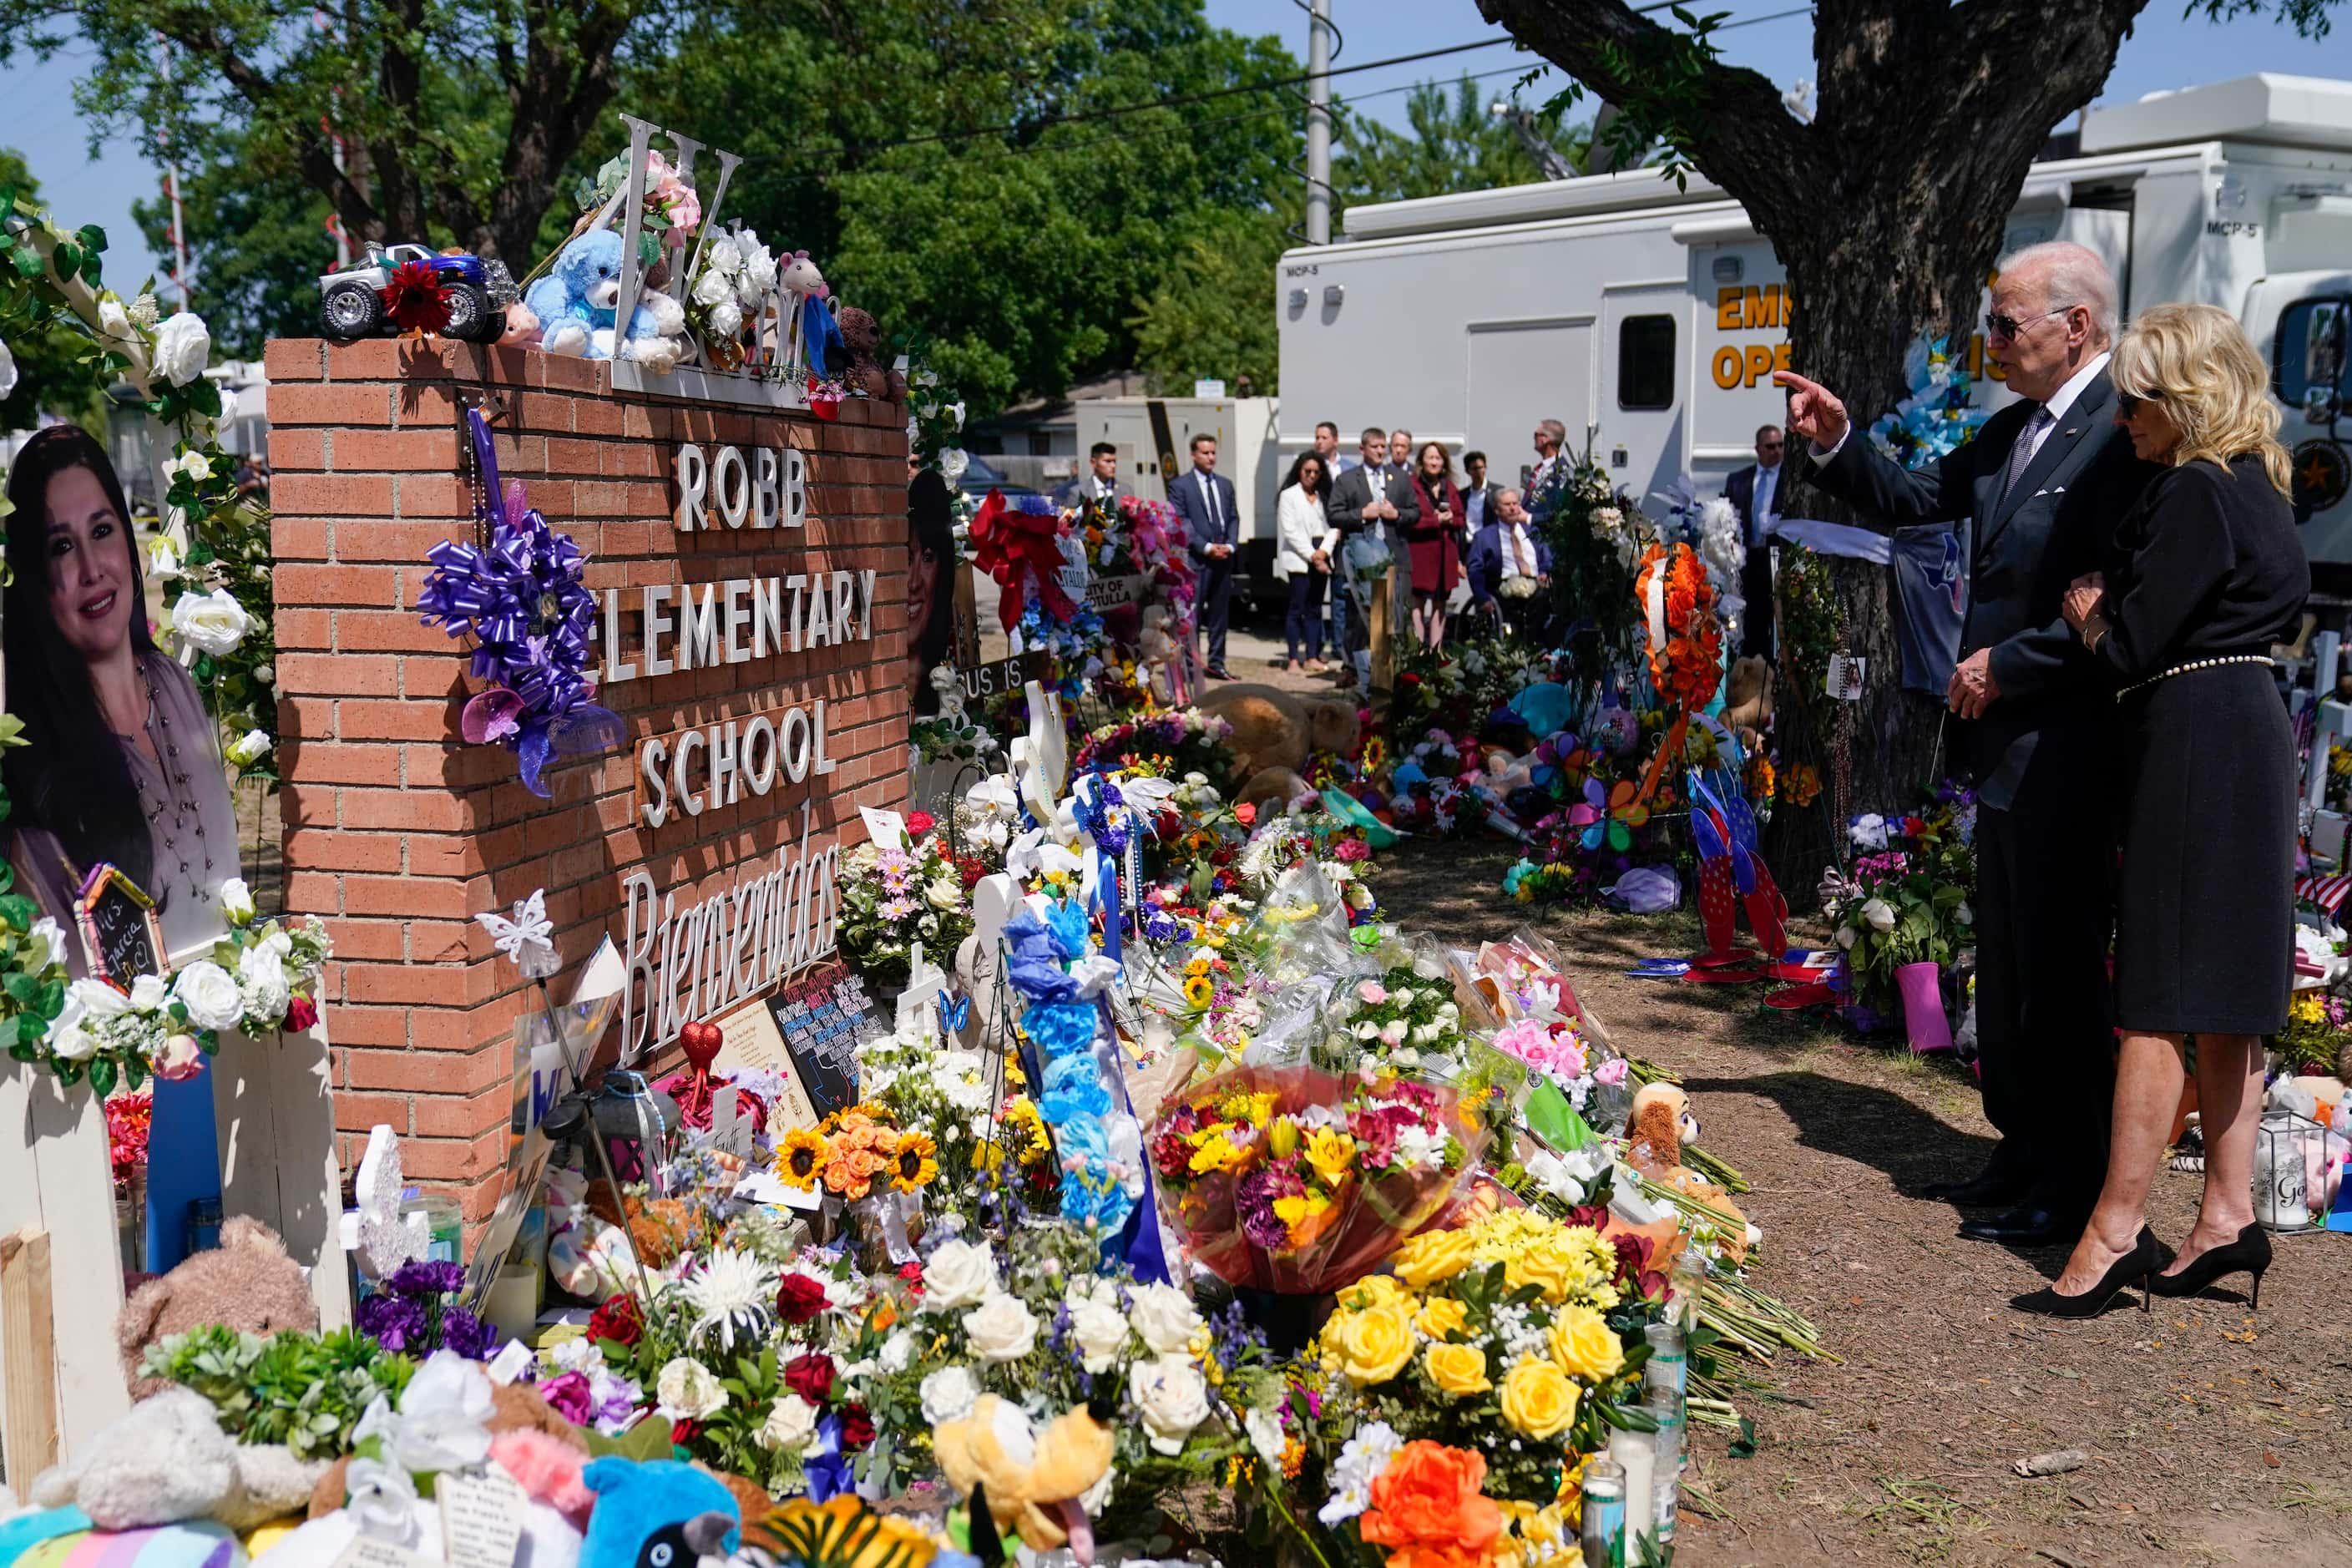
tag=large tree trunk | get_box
[1475,0,2150,902]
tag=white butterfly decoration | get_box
[353,1123,428,1282]
[476,888,560,979]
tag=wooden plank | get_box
[0,1228,58,1484]
[18,1065,129,1454]
[209,1020,351,1329]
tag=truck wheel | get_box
[442,282,494,341]
[320,281,382,338]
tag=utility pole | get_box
[1304,0,1333,245]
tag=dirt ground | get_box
[1373,833,2352,1567]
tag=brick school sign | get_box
[265,337,910,1221]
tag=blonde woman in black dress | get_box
[2021,303,2307,1317]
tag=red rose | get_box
[588,1294,643,1348]
[1233,802,1257,827]
[783,1351,835,1405]
[285,994,319,1032]
[775,1273,828,1326]
[839,1404,876,1451]
[907,810,936,837]
[669,1419,701,1448]
[897,1260,925,1297]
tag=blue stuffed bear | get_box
[577,1459,736,1568]
[524,230,688,369]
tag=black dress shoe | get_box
[1920,1169,2031,1206]
[2146,1222,2272,1308]
[1206,667,1237,681]
[1958,1203,2086,1247]
[2010,1226,2167,1318]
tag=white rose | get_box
[1067,1292,1131,1375]
[693,267,732,307]
[129,973,168,1012]
[98,300,132,341]
[879,1328,914,1374]
[926,877,963,912]
[24,916,67,974]
[707,299,742,340]
[1130,1356,1211,1456]
[148,534,185,580]
[238,942,291,1021]
[962,1292,1039,1363]
[172,586,251,657]
[1955,902,1973,928]
[706,236,744,276]
[219,878,256,926]
[741,249,777,294]
[224,730,272,768]
[172,961,245,1031]
[918,1364,978,1425]
[0,335,15,400]
[1860,898,1896,933]
[756,1393,817,1452]
[923,1238,998,1309]
[154,1033,205,1081]
[153,311,212,387]
[654,1357,728,1421]
[1834,923,1858,950]
[166,449,213,483]
[1245,1403,1286,1471]
[42,983,95,1061]
[1127,1282,1201,1356]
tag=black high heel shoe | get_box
[2009,1227,2168,1318]
[2146,1222,2272,1308]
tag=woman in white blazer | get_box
[1277,453,1335,673]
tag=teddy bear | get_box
[522,230,688,369]
[933,1394,1115,1561]
[1235,765,1314,816]
[775,253,845,380]
[1195,683,1360,784]
[1722,656,1773,754]
[117,1218,320,1398]
[832,305,903,401]
[1621,1083,1750,1264]
[31,1388,329,1532]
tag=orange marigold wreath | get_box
[1632,542,1723,711]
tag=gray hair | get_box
[1997,240,2118,345]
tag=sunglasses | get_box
[1985,306,2070,341]
[2116,391,2153,418]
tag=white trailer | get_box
[1276,73,2352,568]
[1073,395,1292,604]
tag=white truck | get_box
[1070,395,1292,606]
[1275,72,2352,573]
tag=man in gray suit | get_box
[1324,426,1419,686]
[1054,442,1129,510]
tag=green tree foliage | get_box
[1129,207,1288,397]
[0,149,113,432]
[1337,74,1588,207]
[133,165,333,361]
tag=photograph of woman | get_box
[3,424,236,968]
[1403,440,1464,651]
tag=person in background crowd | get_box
[1276,452,1336,675]
[2029,303,2308,1317]
[1403,441,1464,651]
[1172,432,1240,680]
[1387,428,1414,477]
[232,453,271,506]
[1778,240,2158,1252]
[1462,450,1497,542]
[908,467,959,714]
[1326,426,1415,689]
[1469,486,1551,644]
[1054,441,1128,509]
[1723,424,1785,660]
[3,425,237,961]
[1314,420,1350,473]
[1525,418,1567,522]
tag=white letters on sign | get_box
[637,694,839,828]
[592,569,876,688]
[674,443,810,531]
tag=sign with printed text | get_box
[766,959,885,1115]
[710,995,821,1133]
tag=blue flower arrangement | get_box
[1001,902,1134,1234]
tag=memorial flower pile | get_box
[835,825,979,985]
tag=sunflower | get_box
[1361,735,1388,774]
[1183,974,1215,1009]
[778,1127,828,1190]
[888,1132,939,1192]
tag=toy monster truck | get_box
[317,244,519,343]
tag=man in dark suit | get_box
[1722,424,1785,660]
[1054,441,1130,510]
[1170,432,1240,678]
[1778,240,2159,1251]
[1467,487,1550,642]
[1325,427,1419,686]
[1461,450,1500,543]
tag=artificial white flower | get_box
[1835,924,1859,950]
[654,1357,728,1422]
[1318,1420,1404,1526]
[24,916,66,974]
[741,246,777,294]
[919,1363,978,1424]
[707,299,742,340]
[171,960,245,1031]
[129,294,159,329]
[923,1238,997,1308]
[238,941,291,1022]
[171,586,251,656]
[1065,1287,1130,1375]
[224,730,272,769]
[1130,1356,1211,1455]
[344,1455,422,1545]
[684,1247,776,1352]
[962,1292,1039,1363]
[1849,813,1889,851]
[165,449,213,484]
[129,973,168,1012]
[1126,1282,1201,1356]
[218,877,256,926]
[757,1393,818,1453]
[362,1350,494,1473]
[98,300,132,341]
[1244,1403,1287,1472]
[1860,898,1896,933]
[879,1328,915,1374]
[706,236,744,276]
[147,534,185,580]
[152,310,212,387]
[693,267,733,307]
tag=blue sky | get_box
[5,2,2346,296]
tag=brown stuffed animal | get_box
[833,306,904,402]
[305,1382,587,1520]
[1235,765,1313,816]
[1623,1082,1700,1180]
[1722,656,1773,753]
[1196,683,1358,783]
[117,1217,320,1397]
